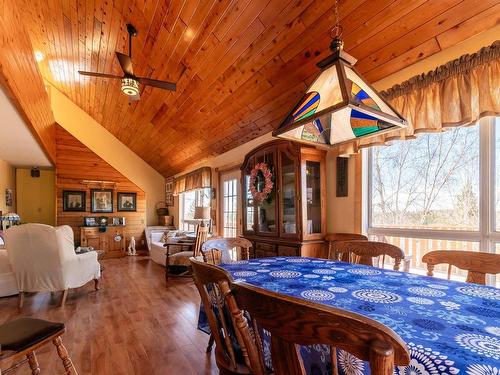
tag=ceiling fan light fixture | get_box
[121,77,139,96]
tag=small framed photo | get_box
[63,190,86,212]
[165,193,174,206]
[91,189,113,213]
[84,217,97,226]
[117,192,137,212]
[165,177,174,193]
[5,188,13,207]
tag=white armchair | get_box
[5,223,101,308]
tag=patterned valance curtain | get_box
[173,167,211,195]
[338,41,500,155]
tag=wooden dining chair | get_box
[332,240,408,271]
[165,225,209,281]
[422,250,500,285]
[0,317,77,374]
[190,258,266,375]
[200,237,252,353]
[201,237,252,265]
[193,225,210,257]
[231,282,410,375]
[325,233,368,260]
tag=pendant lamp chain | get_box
[330,0,344,51]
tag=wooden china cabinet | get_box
[241,140,326,258]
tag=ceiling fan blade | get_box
[78,71,123,79]
[115,51,134,76]
[136,77,176,91]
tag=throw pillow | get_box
[160,232,170,243]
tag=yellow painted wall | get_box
[0,159,16,214]
[16,168,55,225]
[47,82,165,225]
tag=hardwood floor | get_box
[0,257,218,375]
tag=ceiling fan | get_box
[78,24,176,101]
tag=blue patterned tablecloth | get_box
[213,257,500,375]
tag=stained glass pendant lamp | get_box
[273,4,407,148]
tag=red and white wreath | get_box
[249,162,274,205]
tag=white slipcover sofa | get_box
[148,229,190,266]
[0,249,18,297]
[5,223,101,307]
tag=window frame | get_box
[365,116,498,255]
[222,178,239,237]
[179,188,211,231]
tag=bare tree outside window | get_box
[181,188,211,230]
[371,126,480,231]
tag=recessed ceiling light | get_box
[34,50,44,62]
[184,28,194,41]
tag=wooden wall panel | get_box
[0,0,56,162]
[55,126,146,249]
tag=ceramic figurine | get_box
[128,236,137,256]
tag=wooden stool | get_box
[0,317,77,374]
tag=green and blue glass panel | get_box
[350,109,393,137]
[351,82,381,111]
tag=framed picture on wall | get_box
[336,157,349,197]
[165,193,174,206]
[91,189,113,213]
[63,190,86,212]
[5,188,13,207]
[117,192,137,212]
[165,177,174,193]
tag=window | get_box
[222,179,238,237]
[371,126,480,231]
[366,117,499,286]
[179,188,210,231]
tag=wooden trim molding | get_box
[354,153,362,233]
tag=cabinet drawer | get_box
[255,249,276,258]
[255,242,275,252]
[278,245,299,257]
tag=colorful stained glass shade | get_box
[351,83,380,111]
[292,92,320,123]
[274,49,406,148]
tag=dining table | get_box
[198,256,500,375]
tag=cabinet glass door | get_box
[256,152,276,234]
[305,161,322,234]
[281,152,297,235]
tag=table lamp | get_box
[194,206,211,227]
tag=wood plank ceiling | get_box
[0,1,56,163]
[21,0,500,176]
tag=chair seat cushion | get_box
[0,318,64,352]
[168,252,202,266]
